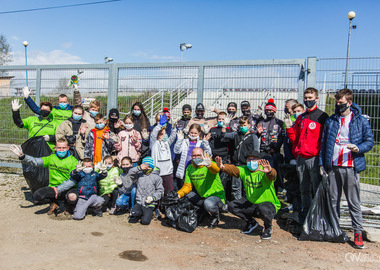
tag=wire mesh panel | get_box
[316,57,380,206]
[117,66,198,122]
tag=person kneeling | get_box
[216,151,280,239]
[128,157,164,225]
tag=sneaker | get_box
[47,203,58,216]
[94,208,103,217]
[109,207,117,215]
[354,233,364,249]
[261,227,273,240]
[241,220,259,234]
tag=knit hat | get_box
[264,98,277,113]
[142,156,155,169]
[163,107,171,119]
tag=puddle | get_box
[119,250,148,261]
[91,232,104,236]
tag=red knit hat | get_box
[264,98,277,113]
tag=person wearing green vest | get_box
[22,86,74,125]
[12,99,58,151]
[215,151,280,240]
[10,138,78,215]
[177,148,227,229]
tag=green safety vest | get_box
[22,116,59,151]
[41,154,78,187]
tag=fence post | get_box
[151,98,154,119]
[161,90,164,110]
[35,68,42,106]
[297,61,307,103]
[197,65,205,105]
[306,57,317,89]
[169,90,172,110]
[107,64,118,114]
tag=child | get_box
[69,159,108,220]
[115,115,142,167]
[151,114,177,196]
[128,157,164,225]
[114,156,136,213]
[96,155,122,213]
[174,123,212,184]
[84,114,115,164]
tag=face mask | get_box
[293,113,301,119]
[133,110,141,116]
[72,113,82,121]
[336,103,349,114]
[90,111,98,117]
[195,112,204,119]
[95,123,105,129]
[265,112,275,119]
[242,109,251,116]
[304,100,316,109]
[109,117,118,123]
[227,110,236,116]
[284,108,290,115]
[83,168,93,174]
[122,167,131,174]
[192,158,203,166]
[144,168,153,175]
[240,126,249,134]
[124,124,134,130]
[59,103,68,110]
[217,121,224,128]
[247,160,259,171]
[188,135,199,141]
[106,164,113,170]
[56,151,67,158]
[183,114,191,120]
[162,134,168,142]
[40,110,50,118]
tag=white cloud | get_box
[7,49,87,65]
[131,51,178,61]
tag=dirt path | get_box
[0,172,379,270]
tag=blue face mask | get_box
[72,114,82,121]
[192,158,203,166]
[133,110,141,116]
[95,123,105,129]
[90,111,98,117]
[240,126,249,134]
[293,113,301,119]
[59,103,68,110]
[247,160,259,172]
[56,151,67,158]
[162,134,168,142]
[217,121,224,128]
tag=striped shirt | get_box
[333,112,354,167]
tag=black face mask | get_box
[284,108,290,115]
[335,103,349,114]
[242,109,251,116]
[121,167,131,174]
[195,112,204,119]
[227,110,236,116]
[109,117,118,123]
[40,110,50,118]
[265,112,275,119]
[304,100,316,109]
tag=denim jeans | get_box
[115,186,137,209]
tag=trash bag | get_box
[21,136,52,194]
[161,190,180,207]
[299,175,348,243]
[164,196,198,233]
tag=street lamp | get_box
[180,43,192,61]
[104,57,113,64]
[344,11,356,89]
[23,41,28,86]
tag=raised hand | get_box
[177,130,184,140]
[199,152,212,167]
[140,163,150,171]
[11,99,22,111]
[79,123,87,135]
[224,115,232,127]
[141,129,149,140]
[206,105,215,113]
[257,159,272,173]
[215,156,224,169]
[284,113,292,129]
[256,123,263,134]
[76,161,84,172]
[10,144,23,157]
[114,119,123,129]
[183,127,189,135]
[103,131,110,140]
[23,86,31,99]
[159,114,168,126]
[204,133,211,141]
[98,161,107,172]
[203,123,211,134]
[114,176,122,185]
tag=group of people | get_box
[9,85,374,248]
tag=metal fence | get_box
[0,57,379,206]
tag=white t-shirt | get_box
[332,112,354,167]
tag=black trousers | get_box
[101,189,119,211]
[130,203,155,225]
[34,186,77,205]
[228,198,276,229]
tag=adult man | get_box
[12,99,58,151]
[319,89,374,249]
[285,87,328,221]
[283,99,298,164]
[229,101,263,133]
[186,103,217,133]
[10,138,78,215]
[216,151,280,240]
[177,148,227,229]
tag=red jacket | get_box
[286,107,328,159]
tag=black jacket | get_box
[221,131,259,166]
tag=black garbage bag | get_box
[161,190,180,207]
[21,136,52,194]
[299,175,348,243]
[164,196,198,233]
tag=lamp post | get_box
[344,11,356,89]
[23,41,28,86]
[104,57,113,64]
[180,43,192,62]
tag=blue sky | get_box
[1,0,379,65]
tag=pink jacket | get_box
[114,129,142,163]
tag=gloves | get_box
[347,144,359,153]
[177,130,184,140]
[141,129,149,140]
[73,84,79,91]
[206,105,215,113]
[224,115,232,127]
[159,114,168,126]
[96,161,107,172]
[255,106,263,116]
[320,166,328,176]
[11,99,22,111]
[145,196,154,204]
[76,161,84,172]
[198,152,212,167]
[114,176,122,185]
[43,135,50,141]
[284,114,292,129]
[183,127,189,135]
[203,123,210,134]
[23,86,30,99]
[10,144,24,157]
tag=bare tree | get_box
[52,78,71,95]
[0,34,12,66]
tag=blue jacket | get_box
[70,170,107,199]
[319,103,374,173]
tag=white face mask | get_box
[188,135,199,141]
[106,164,113,170]
[83,168,93,174]
[124,124,134,130]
